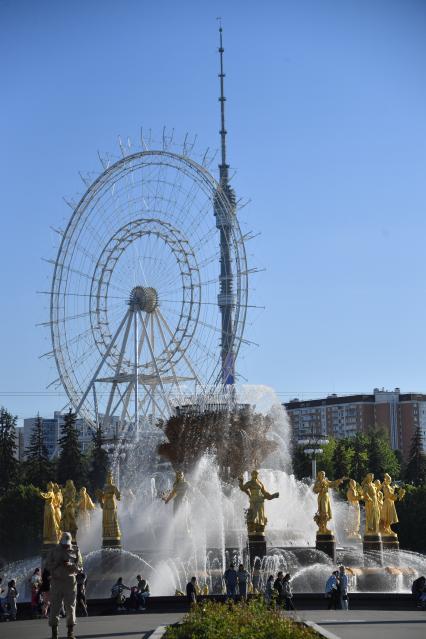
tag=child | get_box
[7,579,19,621]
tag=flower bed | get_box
[164,599,319,639]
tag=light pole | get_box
[298,438,329,480]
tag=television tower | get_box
[215,24,237,387]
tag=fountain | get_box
[2,387,425,601]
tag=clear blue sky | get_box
[1,0,426,423]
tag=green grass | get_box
[164,599,319,639]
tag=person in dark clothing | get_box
[186,577,197,606]
[282,573,295,611]
[273,571,284,607]
[223,563,238,597]
[41,569,51,619]
[76,571,88,616]
[412,576,426,608]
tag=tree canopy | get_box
[24,414,56,488]
[57,410,86,487]
[0,406,19,494]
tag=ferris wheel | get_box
[49,142,249,436]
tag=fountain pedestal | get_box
[102,538,122,549]
[248,533,267,567]
[363,533,383,560]
[315,533,336,562]
[381,535,399,552]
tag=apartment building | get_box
[284,388,426,459]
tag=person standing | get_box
[237,564,250,599]
[264,575,274,606]
[282,574,295,611]
[338,565,349,610]
[76,570,88,616]
[30,568,42,617]
[223,563,238,598]
[325,570,339,610]
[45,531,82,639]
[186,577,197,606]
[273,572,284,608]
[40,568,51,618]
[7,580,19,621]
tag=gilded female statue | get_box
[52,483,63,533]
[238,470,279,534]
[63,479,77,505]
[313,470,345,535]
[362,473,381,535]
[345,479,362,539]
[374,479,384,532]
[380,473,405,537]
[78,486,96,530]
[97,472,121,542]
[39,481,60,543]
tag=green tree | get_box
[57,410,86,487]
[349,432,369,482]
[395,485,426,553]
[316,438,336,478]
[332,439,353,479]
[87,426,110,496]
[366,429,400,479]
[0,406,19,494]
[405,426,426,485]
[23,414,56,488]
[0,484,43,560]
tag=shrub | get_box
[164,599,319,639]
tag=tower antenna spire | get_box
[217,18,229,184]
[215,19,236,389]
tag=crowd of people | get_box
[1,544,425,633]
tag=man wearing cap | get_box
[45,531,82,639]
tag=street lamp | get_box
[297,438,329,480]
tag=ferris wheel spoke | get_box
[103,310,133,420]
[137,310,170,411]
[155,307,203,387]
[75,309,131,413]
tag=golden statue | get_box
[61,480,78,541]
[63,479,77,504]
[97,472,121,545]
[345,479,362,539]
[52,483,63,534]
[361,472,381,535]
[39,481,60,544]
[238,470,279,535]
[313,471,345,535]
[380,473,405,537]
[374,479,384,532]
[162,471,190,514]
[78,487,96,530]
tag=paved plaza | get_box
[0,612,184,639]
[297,609,426,639]
[1,609,425,639]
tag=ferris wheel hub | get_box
[129,286,158,313]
